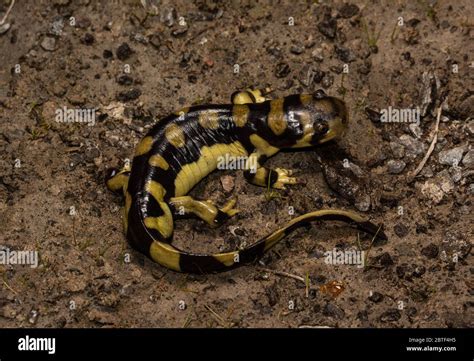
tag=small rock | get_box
[116,42,133,61]
[339,3,359,18]
[311,48,324,62]
[462,149,474,168]
[394,223,409,238]
[421,243,439,259]
[390,142,405,159]
[449,166,462,183]
[318,17,338,39]
[438,146,465,166]
[265,286,279,307]
[220,175,235,193]
[466,120,474,135]
[354,194,371,212]
[76,17,92,29]
[116,74,133,86]
[160,7,177,27]
[149,34,161,49]
[413,265,426,277]
[28,309,39,325]
[378,252,394,267]
[409,123,423,138]
[399,134,424,159]
[103,49,113,59]
[40,36,57,51]
[116,88,141,102]
[172,26,188,37]
[290,44,305,55]
[322,74,334,88]
[440,231,472,261]
[369,292,384,303]
[334,44,356,62]
[357,310,368,321]
[0,23,10,35]
[387,160,406,174]
[437,170,454,193]
[81,33,95,45]
[322,303,345,319]
[275,62,290,78]
[379,309,401,322]
[420,170,454,204]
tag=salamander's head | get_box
[291,89,348,148]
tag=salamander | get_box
[106,89,386,273]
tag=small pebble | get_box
[438,146,465,166]
[421,243,439,259]
[394,223,409,238]
[116,42,133,61]
[387,159,406,174]
[369,292,384,303]
[41,36,57,51]
[462,149,474,168]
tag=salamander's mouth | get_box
[316,98,348,144]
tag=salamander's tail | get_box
[148,209,387,274]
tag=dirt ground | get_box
[0,0,472,328]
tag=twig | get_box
[0,0,15,26]
[204,304,229,327]
[257,267,305,283]
[407,106,442,182]
[2,278,17,295]
[363,225,382,268]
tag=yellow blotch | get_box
[268,98,286,135]
[123,192,132,233]
[213,252,236,267]
[149,154,169,170]
[263,231,285,252]
[145,180,166,201]
[174,142,248,196]
[198,110,220,129]
[149,241,181,272]
[165,124,186,148]
[249,134,280,157]
[144,202,173,238]
[299,94,313,106]
[232,91,254,105]
[232,104,249,127]
[135,136,154,156]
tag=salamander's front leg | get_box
[231,88,269,104]
[105,165,131,196]
[243,152,298,190]
[169,196,239,228]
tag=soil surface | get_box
[0,0,472,328]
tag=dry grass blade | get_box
[408,106,442,182]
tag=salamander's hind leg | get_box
[169,196,239,228]
[231,88,270,104]
[243,152,298,190]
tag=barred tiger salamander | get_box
[106,89,386,273]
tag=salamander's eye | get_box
[313,89,326,99]
[313,121,329,136]
[105,168,119,183]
